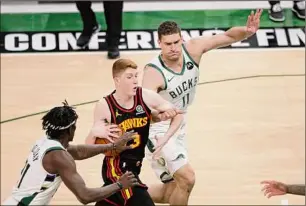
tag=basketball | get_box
[94,123,125,156]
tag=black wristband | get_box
[116,182,123,190]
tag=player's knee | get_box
[174,166,195,192]
[180,170,195,191]
[161,181,176,203]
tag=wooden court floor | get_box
[1,49,305,205]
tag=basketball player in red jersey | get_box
[85,59,183,206]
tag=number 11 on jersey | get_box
[182,93,190,107]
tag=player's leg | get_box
[147,181,176,203]
[145,151,176,203]
[152,128,195,205]
[168,162,196,205]
[146,139,177,203]
[75,1,100,48]
[166,130,195,205]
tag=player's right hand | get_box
[118,171,139,189]
[260,180,287,198]
[114,131,137,153]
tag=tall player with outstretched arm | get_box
[142,9,262,206]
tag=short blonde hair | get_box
[112,59,138,78]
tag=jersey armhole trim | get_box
[138,87,151,118]
[182,43,199,68]
[104,96,117,124]
[41,146,64,176]
[103,96,116,124]
[146,63,167,91]
[45,146,64,154]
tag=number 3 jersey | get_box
[7,136,65,205]
[104,87,152,160]
[146,44,200,132]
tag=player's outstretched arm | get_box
[261,180,305,197]
[187,9,262,56]
[68,132,136,160]
[43,150,139,205]
[85,99,122,144]
[286,184,305,196]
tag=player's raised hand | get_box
[246,9,262,37]
[260,180,287,198]
[113,131,137,153]
[118,171,139,189]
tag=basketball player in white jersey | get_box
[142,9,263,205]
[2,101,140,206]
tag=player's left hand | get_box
[157,108,185,121]
[246,9,262,37]
[114,131,138,153]
[260,180,288,198]
[152,135,169,160]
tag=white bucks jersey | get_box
[10,136,65,205]
[148,44,199,111]
[148,45,199,110]
[147,44,200,132]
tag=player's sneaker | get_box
[269,3,285,22]
[292,1,305,20]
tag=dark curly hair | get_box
[41,100,78,139]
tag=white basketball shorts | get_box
[145,120,188,183]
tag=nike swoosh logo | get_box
[168,76,175,82]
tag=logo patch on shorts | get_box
[157,157,166,166]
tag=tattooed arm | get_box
[261,180,305,198]
[67,132,136,160]
[43,149,139,205]
[67,144,113,160]
[287,184,305,196]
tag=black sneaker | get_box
[292,1,305,20]
[107,46,120,59]
[269,3,285,22]
[77,24,101,48]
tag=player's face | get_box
[116,68,139,96]
[159,33,183,61]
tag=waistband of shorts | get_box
[119,155,143,163]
